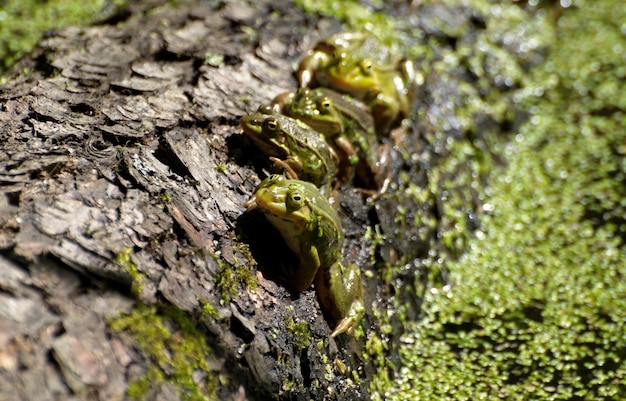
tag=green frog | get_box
[297,31,415,134]
[264,88,392,200]
[240,112,337,197]
[244,174,364,337]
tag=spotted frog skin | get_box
[297,31,415,134]
[264,87,392,200]
[244,175,364,337]
[240,112,338,196]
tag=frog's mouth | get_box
[243,174,290,213]
[244,186,285,214]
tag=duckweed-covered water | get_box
[389,1,626,399]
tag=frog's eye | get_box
[360,59,373,75]
[264,118,279,132]
[319,98,332,112]
[286,189,304,211]
[329,50,345,65]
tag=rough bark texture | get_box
[0,1,510,400]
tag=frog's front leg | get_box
[261,91,295,115]
[370,92,401,135]
[298,50,329,88]
[364,143,394,203]
[269,156,300,180]
[314,261,364,337]
[333,135,360,166]
[290,244,321,292]
[329,264,364,338]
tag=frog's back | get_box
[283,117,337,188]
[309,190,343,270]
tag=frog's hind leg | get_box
[315,262,364,338]
[355,142,393,203]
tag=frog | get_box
[264,87,393,200]
[297,31,415,134]
[243,174,364,337]
[240,112,338,197]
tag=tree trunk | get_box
[0,1,518,400]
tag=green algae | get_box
[109,304,219,401]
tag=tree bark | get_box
[0,1,513,400]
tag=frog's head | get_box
[287,88,343,135]
[297,31,369,88]
[240,113,287,156]
[245,175,314,233]
[326,54,380,97]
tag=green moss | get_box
[159,191,172,204]
[213,243,258,303]
[214,163,227,173]
[199,299,220,320]
[285,316,313,351]
[294,0,399,45]
[204,52,225,68]
[116,247,146,297]
[109,304,219,401]
[0,0,128,77]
